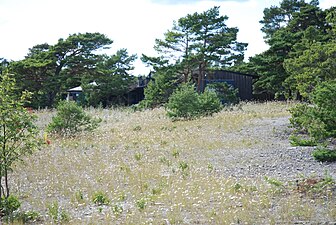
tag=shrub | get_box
[198,88,223,116]
[136,198,147,211]
[47,100,101,136]
[47,201,69,223]
[0,195,21,216]
[166,84,222,120]
[289,80,336,142]
[92,191,110,205]
[206,82,239,105]
[289,135,317,147]
[312,147,336,162]
[139,68,179,109]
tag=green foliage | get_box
[198,89,223,116]
[264,176,283,188]
[9,32,137,108]
[0,195,21,216]
[250,1,332,99]
[284,42,336,99]
[136,198,147,211]
[83,49,137,107]
[0,74,41,202]
[312,148,336,162]
[166,84,201,119]
[166,84,222,120]
[112,204,123,216]
[289,135,317,147]
[13,210,41,223]
[142,6,247,92]
[139,68,179,109]
[92,191,110,205]
[289,81,336,141]
[47,101,101,136]
[206,82,239,105]
[47,201,69,223]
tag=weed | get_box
[207,163,214,172]
[136,198,147,211]
[14,210,41,223]
[92,191,110,205]
[172,149,180,158]
[112,204,123,216]
[134,152,142,161]
[47,201,69,223]
[233,183,242,191]
[264,176,283,187]
[179,161,189,172]
[75,190,84,203]
[133,125,142,131]
[151,187,162,195]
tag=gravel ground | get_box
[211,116,336,181]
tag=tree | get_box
[251,0,331,99]
[10,33,113,108]
[0,58,10,75]
[166,83,222,120]
[0,74,41,207]
[83,49,137,107]
[47,100,101,136]
[139,66,180,108]
[284,41,336,99]
[143,6,247,92]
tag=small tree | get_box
[47,101,101,136]
[166,83,222,120]
[289,80,336,142]
[0,74,41,214]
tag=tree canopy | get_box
[9,33,136,108]
[142,6,247,92]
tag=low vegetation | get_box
[47,100,101,136]
[166,83,223,120]
[3,101,335,224]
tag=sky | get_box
[0,0,335,75]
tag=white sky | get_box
[0,0,335,75]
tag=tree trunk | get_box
[4,168,9,198]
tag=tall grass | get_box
[9,101,336,224]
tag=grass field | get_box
[7,101,336,224]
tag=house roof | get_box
[67,82,97,92]
[211,69,259,78]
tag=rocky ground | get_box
[212,116,336,181]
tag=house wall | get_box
[204,70,255,100]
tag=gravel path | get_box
[212,116,336,181]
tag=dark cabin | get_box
[201,70,257,101]
[126,75,152,105]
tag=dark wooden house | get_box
[126,75,152,105]
[201,70,257,101]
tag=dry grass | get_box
[7,101,336,224]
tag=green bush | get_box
[47,100,101,136]
[289,135,317,147]
[312,148,336,162]
[139,68,179,109]
[0,195,21,216]
[92,191,110,205]
[289,80,336,142]
[166,84,222,120]
[198,89,223,116]
[206,82,239,105]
